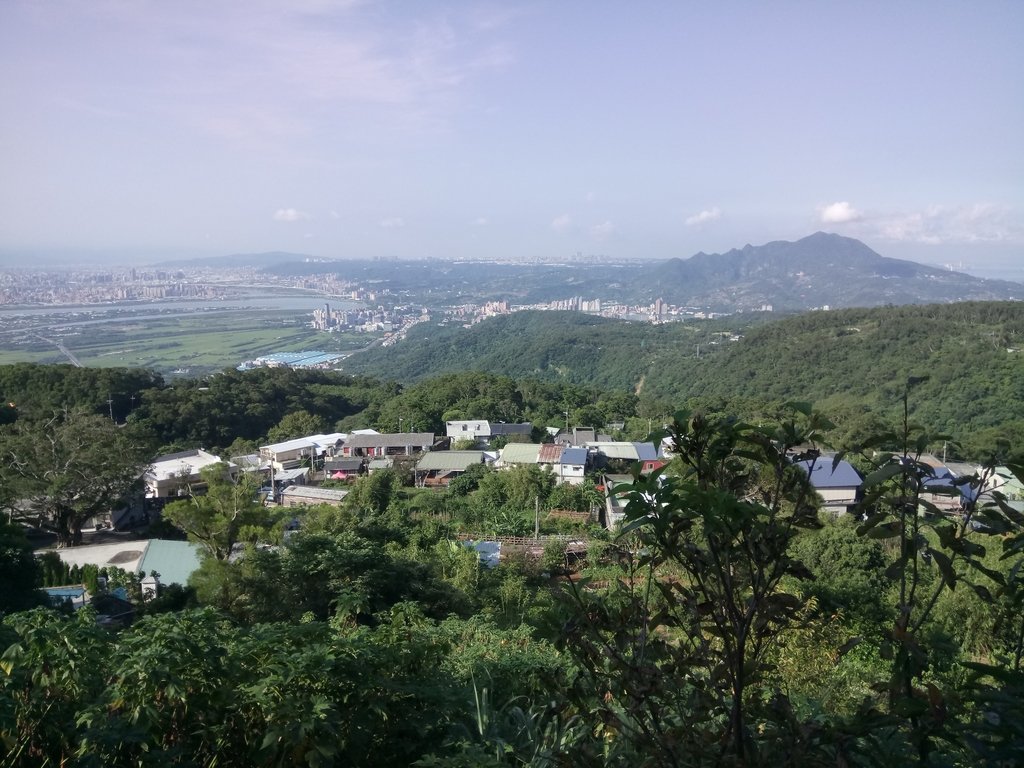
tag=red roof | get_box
[538,444,562,463]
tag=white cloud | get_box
[591,220,615,240]
[685,207,721,227]
[818,201,863,224]
[550,213,571,233]
[329,210,341,220]
[379,216,405,229]
[273,208,311,222]
[52,2,516,149]
[472,217,488,226]
[876,203,1020,245]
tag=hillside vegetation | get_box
[2,301,1020,458]
[343,302,1024,454]
[341,311,763,391]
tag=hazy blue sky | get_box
[1,1,1021,269]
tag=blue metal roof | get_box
[796,458,862,489]
[923,472,980,502]
[633,443,659,461]
[560,447,588,465]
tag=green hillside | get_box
[339,310,765,391]
[661,302,1024,443]
[342,302,1024,453]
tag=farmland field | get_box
[0,304,377,377]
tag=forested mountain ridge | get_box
[655,301,1024,451]
[342,302,1024,454]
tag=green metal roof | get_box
[499,444,541,464]
[136,539,202,586]
[417,451,488,472]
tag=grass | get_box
[0,311,380,376]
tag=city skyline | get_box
[1,1,1022,272]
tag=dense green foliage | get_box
[0,523,44,614]
[1,305,1022,762]
[0,363,162,422]
[130,368,391,451]
[664,302,1024,456]
[342,302,1024,458]
[340,309,754,393]
[2,367,1024,764]
[0,409,151,546]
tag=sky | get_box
[1,1,1022,273]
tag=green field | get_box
[0,311,377,376]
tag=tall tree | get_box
[162,463,275,561]
[265,409,329,444]
[0,520,45,613]
[0,408,150,547]
[562,406,831,764]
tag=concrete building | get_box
[143,449,233,501]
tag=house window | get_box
[462,425,467,431]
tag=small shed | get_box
[279,485,350,508]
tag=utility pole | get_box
[534,495,540,541]
[107,396,114,422]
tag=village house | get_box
[586,441,659,471]
[495,443,542,468]
[983,465,1024,501]
[259,433,346,471]
[795,457,863,515]
[323,457,364,481]
[340,431,436,458]
[490,443,588,485]
[414,450,492,487]
[601,474,633,530]
[917,454,978,513]
[366,456,394,474]
[143,449,234,501]
[555,427,608,447]
[445,420,533,445]
[553,446,588,485]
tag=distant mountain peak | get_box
[634,233,1019,311]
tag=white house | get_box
[556,447,588,485]
[795,457,862,515]
[143,449,234,500]
[341,432,435,458]
[259,433,346,471]
[446,420,533,444]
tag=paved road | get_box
[35,333,82,366]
